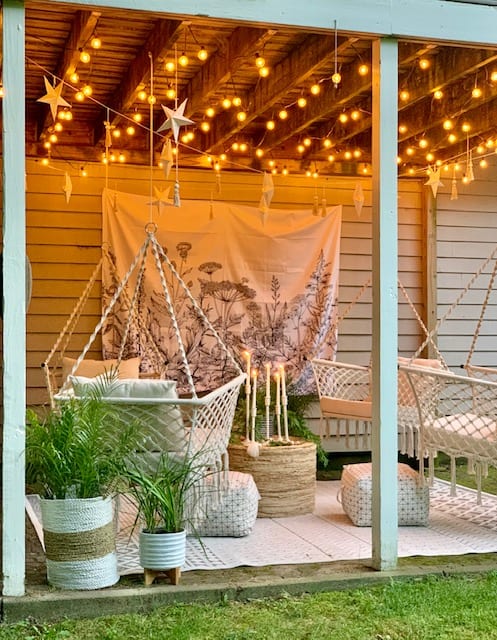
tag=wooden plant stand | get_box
[144,566,181,586]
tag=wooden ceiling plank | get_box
[92,18,183,145]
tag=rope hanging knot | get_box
[144,222,158,236]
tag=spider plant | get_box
[26,375,140,500]
[123,451,210,534]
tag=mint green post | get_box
[371,37,398,571]
[2,0,27,597]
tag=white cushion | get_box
[70,376,185,457]
[62,356,140,383]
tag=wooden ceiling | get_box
[22,2,497,177]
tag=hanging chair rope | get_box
[153,234,243,377]
[414,245,497,361]
[465,255,497,369]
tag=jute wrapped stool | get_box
[339,462,429,527]
[227,439,316,518]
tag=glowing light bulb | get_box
[350,110,361,121]
[353,148,362,158]
[282,167,288,176]
[266,119,275,131]
[80,167,87,177]
[75,91,85,102]
[397,156,402,165]
[303,137,311,147]
[297,96,307,108]
[399,89,410,102]
[408,168,415,175]
[165,60,175,73]
[206,107,215,118]
[487,138,495,148]
[419,58,430,70]
[137,90,147,101]
[200,121,210,132]
[197,46,208,61]
[79,49,90,64]
[259,66,270,78]
[461,122,471,132]
[240,142,248,152]
[255,148,264,158]
[442,119,453,130]
[133,112,142,122]
[426,152,435,162]
[327,154,335,162]
[255,54,265,69]
[419,138,429,149]
[476,145,485,154]
[278,109,288,120]
[472,86,482,98]
[41,157,50,166]
[69,72,79,84]
[43,141,51,149]
[64,109,73,121]
[480,158,488,168]
[90,35,102,49]
[222,97,232,109]
[231,142,239,151]
[147,94,156,105]
[358,63,369,76]
[268,159,275,168]
[112,129,121,138]
[126,125,135,135]
[232,96,242,107]
[178,53,189,67]
[54,122,63,132]
[220,153,227,161]
[118,153,125,163]
[305,169,312,177]
[297,143,305,153]
[344,150,352,160]
[237,111,247,122]
[398,124,408,134]
[491,71,497,83]
[406,147,415,156]
[310,83,320,95]
[82,84,92,97]
[166,86,176,100]
[338,112,348,124]
[332,72,341,86]
[49,133,57,143]
[323,138,332,149]
[433,89,443,100]
[448,133,457,143]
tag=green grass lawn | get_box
[3,572,497,639]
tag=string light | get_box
[332,20,341,87]
[54,122,63,132]
[278,109,288,120]
[75,90,85,102]
[237,110,247,122]
[297,96,307,108]
[69,72,79,84]
[358,63,369,76]
[221,97,232,109]
[303,137,311,147]
[82,84,93,97]
[126,125,135,135]
[178,52,189,67]
[166,85,176,100]
[132,112,142,123]
[448,133,457,143]
[255,53,265,69]
[480,158,488,168]
[399,89,410,102]
[165,60,175,73]
[79,49,90,64]
[197,46,208,61]
[338,112,348,124]
[442,119,453,130]
[327,154,335,162]
[137,90,147,101]
[419,138,429,149]
[310,83,320,95]
[350,110,361,121]
[255,148,264,158]
[200,121,210,132]
[472,85,482,99]
[206,106,215,118]
[297,143,305,153]
[90,35,102,49]
[266,119,275,130]
[259,66,270,78]
[419,58,430,70]
[232,96,242,107]
[433,89,443,100]
[461,122,471,132]
[323,138,333,149]
[399,124,408,134]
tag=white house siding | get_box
[436,161,497,371]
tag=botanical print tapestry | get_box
[101,188,341,393]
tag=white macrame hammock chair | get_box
[312,247,497,503]
[43,225,246,520]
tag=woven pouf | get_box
[195,471,260,537]
[228,439,316,518]
[339,462,429,527]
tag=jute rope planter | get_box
[228,438,316,518]
[40,495,119,590]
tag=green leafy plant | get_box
[232,379,327,466]
[26,376,140,499]
[122,452,209,533]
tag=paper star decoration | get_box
[424,167,444,198]
[148,186,171,212]
[353,182,365,216]
[160,139,174,179]
[62,172,72,204]
[157,98,194,142]
[37,76,71,123]
[259,172,274,219]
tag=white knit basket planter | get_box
[139,529,186,571]
[40,496,119,590]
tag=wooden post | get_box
[371,37,398,571]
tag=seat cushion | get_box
[320,396,372,420]
[62,356,140,383]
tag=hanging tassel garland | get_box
[173,181,181,207]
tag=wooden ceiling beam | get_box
[92,18,183,145]
[202,35,357,155]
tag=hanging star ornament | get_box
[157,98,194,142]
[160,139,173,179]
[259,171,274,221]
[424,166,444,198]
[353,182,365,216]
[62,172,72,204]
[37,76,71,123]
[148,186,171,213]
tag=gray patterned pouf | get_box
[339,462,429,527]
[195,471,260,537]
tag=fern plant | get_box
[26,377,140,499]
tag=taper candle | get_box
[244,350,251,440]
[251,368,258,441]
[265,362,271,439]
[280,364,289,441]
[274,371,282,439]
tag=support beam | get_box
[371,37,398,572]
[2,0,27,597]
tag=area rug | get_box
[25,480,497,577]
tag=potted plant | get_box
[25,376,141,590]
[122,450,210,586]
